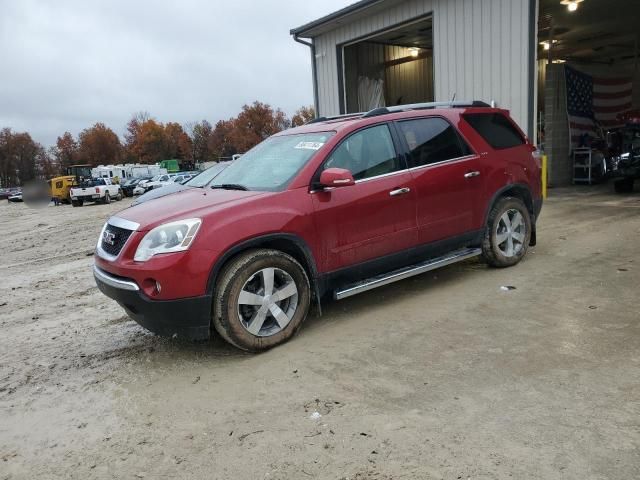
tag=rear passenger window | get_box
[324,124,401,180]
[464,113,525,149]
[398,118,470,168]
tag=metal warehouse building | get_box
[291,0,640,186]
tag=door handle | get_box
[464,171,481,178]
[389,187,410,196]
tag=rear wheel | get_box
[71,199,83,207]
[482,197,532,268]
[104,192,111,204]
[213,249,311,352]
[614,178,634,193]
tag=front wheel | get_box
[482,197,532,268]
[116,190,123,201]
[213,249,311,352]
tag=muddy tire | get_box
[614,178,634,193]
[213,249,311,352]
[104,192,111,204]
[482,197,532,268]
[71,199,83,207]
[116,190,123,201]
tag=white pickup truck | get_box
[70,178,122,206]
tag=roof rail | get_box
[306,112,364,124]
[361,100,490,118]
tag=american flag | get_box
[565,65,633,147]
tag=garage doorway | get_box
[340,16,434,114]
[537,0,640,186]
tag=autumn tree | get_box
[228,101,289,153]
[0,128,43,185]
[209,120,237,159]
[164,122,192,161]
[190,120,215,163]
[54,131,78,168]
[78,123,122,166]
[291,106,315,127]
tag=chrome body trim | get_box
[107,216,140,231]
[334,247,482,300]
[93,265,139,291]
[407,154,478,173]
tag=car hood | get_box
[131,183,189,206]
[115,187,268,231]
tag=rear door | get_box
[311,123,417,272]
[396,116,484,245]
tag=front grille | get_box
[101,224,133,257]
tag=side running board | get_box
[334,247,482,300]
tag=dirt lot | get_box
[1,187,639,480]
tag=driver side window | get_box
[324,124,400,181]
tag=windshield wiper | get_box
[210,183,249,191]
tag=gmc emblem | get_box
[102,230,116,246]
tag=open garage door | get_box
[341,16,434,114]
[537,0,640,186]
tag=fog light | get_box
[142,278,162,297]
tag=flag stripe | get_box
[593,77,632,86]
[593,102,632,114]
[592,89,633,100]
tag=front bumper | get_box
[94,265,212,340]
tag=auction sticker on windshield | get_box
[294,141,324,150]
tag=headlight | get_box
[134,218,201,262]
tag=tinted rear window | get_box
[397,117,471,168]
[464,113,525,150]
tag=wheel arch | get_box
[484,183,537,246]
[206,233,321,311]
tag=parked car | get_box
[1,187,21,200]
[70,178,122,206]
[121,176,152,197]
[133,174,173,195]
[93,101,542,351]
[610,121,640,193]
[7,190,23,203]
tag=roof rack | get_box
[306,112,364,124]
[362,100,490,118]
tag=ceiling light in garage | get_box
[408,47,420,57]
[560,0,584,12]
[540,40,558,50]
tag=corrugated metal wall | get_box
[313,0,533,134]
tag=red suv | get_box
[94,102,542,351]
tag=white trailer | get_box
[91,164,168,182]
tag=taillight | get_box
[95,187,100,193]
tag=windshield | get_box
[186,163,231,187]
[209,132,334,191]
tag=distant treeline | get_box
[0,102,314,187]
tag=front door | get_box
[311,123,417,273]
[395,117,484,245]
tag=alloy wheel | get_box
[496,208,526,258]
[237,267,299,337]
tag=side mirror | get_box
[319,168,355,188]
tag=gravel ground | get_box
[1,186,639,479]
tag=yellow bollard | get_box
[541,155,548,199]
